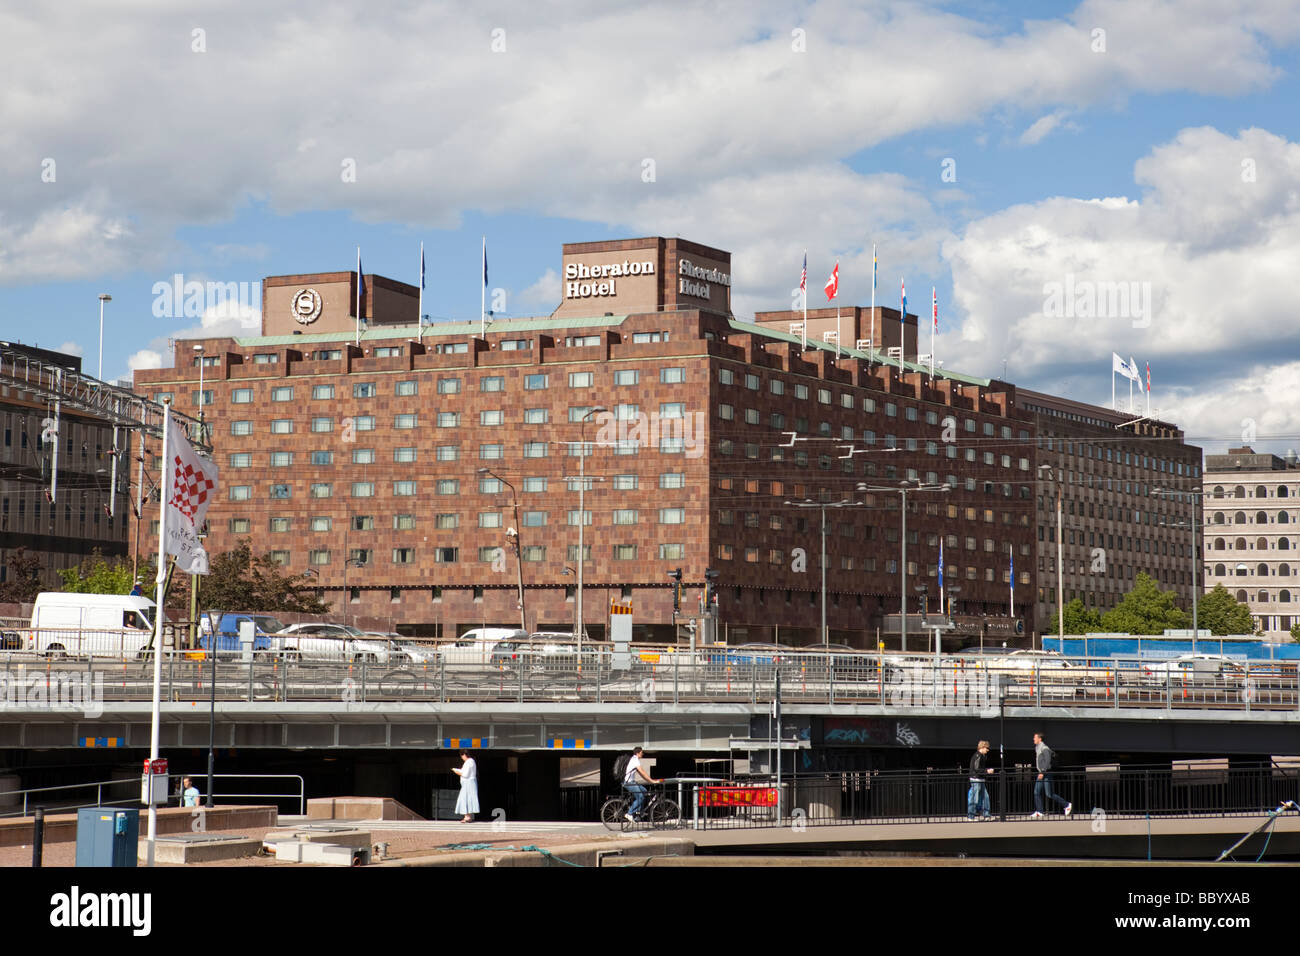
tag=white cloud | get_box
[518,269,561,312]
[56,340,85,358]
[1019,110,1071,145]
[127,349,163,372]
[1163,360,1300,458]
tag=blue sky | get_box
[2,1,1298,455]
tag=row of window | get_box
[1042,437,1197,476]
[1208,563,1295,577]
[1211,537,1296,551]
[268,543,688,565]
[231,507,690,528]
[1209,511,1294,524]
[226,403,690,436]
[1212,485,1294,499]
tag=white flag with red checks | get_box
[165,424,218,574]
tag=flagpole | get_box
[802,248,807,351]
[146,402,171,867]
[417,241,424,344]
[930,287,936,380]
[870,244,877,365]
[481,236,486,339]
[939,539,944,620]
[1009,544,1014,618]
[355,247,361,348]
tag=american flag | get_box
[800,250,806,293]
[901,277,906,318]
[932,287,938,331]
[824,261,839,301]
[1146,361,1151,392]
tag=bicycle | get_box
[599,784,680,831]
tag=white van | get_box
[440,628,528,669]
[30,592,161,659]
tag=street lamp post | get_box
[785,499,864,645]
[479,468,526,633]
[1039,466,1064,647]
[860,480,950,652]
[97,293,111,382]
[574,407,607,654]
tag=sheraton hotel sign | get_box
[564,258,731,301]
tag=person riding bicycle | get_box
[623,746,661,823]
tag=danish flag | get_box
[824,261,839,301]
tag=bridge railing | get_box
[0,647,1295,713]
[687,761,1300,829]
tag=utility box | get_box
[239,619,255,662]
[75,807,139,867]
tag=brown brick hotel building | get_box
[131,236,1201,645]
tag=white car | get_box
[438,628,529,670]
[275,623,407,664]
[1140,654,1247,684]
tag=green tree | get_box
[1290,622,1300,643]
[1051,597,1104,635]
[199,540,329,614]
[58,552,136,595]
[1100,572,1191,635]
[1194,585,1257,636]
[0,548,44,604]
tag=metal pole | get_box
[32,808,44,868]
[146,402,171,868]
[97,293,111,381]
[512,484,526,633]
[577,447,584,646]
[775,668,782,823]
[1056,478,1064,644]
[109,426,118,518]
[901,489,907,653]
[1192,494,1199,655]
[207,645,216,808]
[51,369,60,503]
[998,685,1006,821]
[820,503,827,645]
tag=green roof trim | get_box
[726,319,991,387]
[234,315,630,348]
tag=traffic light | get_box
[704,567,719,610]
[667,568,682,612]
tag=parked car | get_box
[1140,654,1248,684]
[275,623,407,663]
[439,628,529,670]
[0,629,23,651]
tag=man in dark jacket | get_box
[1031,732,1072,818]
[968,740,994,820]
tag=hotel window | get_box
[352,482,375,497]
[435,513,459,530]
[393,548,415,564]
[395,380,417,396]
[817,388,831,404]
[479,443,504,460]
[350,548,372,565]
[269,517,290,532]
[312,385,334,400]
[567,335,601,347]
[613,509,638,525]
[500,339,531,351]
[437,412,460,428]
[313,350,342,361]
[479,375,504,392]
[612,404,638,421]
[522,511,547,527]
[718,368,735,385]
[905,407,918,421]
[271,452,293,467]
[435,342,468,355]
[478,512,501,529]
[352,448,375,464]
[436,479,459,495]
[745,374,759,390]
[569,405,596,422]
[480,477,503,494]
[310,483,332,498]
[771,412,785,429]
[394,414,417,429]
[523,408,549,424]
[661,402,685,419]
[311,451,333,466]
[311,417,332,433]
[633,331,666,344]
[660,437,685,454]
[478,546,500,562]
[435,446,458,462]
[770,379,785,396]
[567,510,592,526]
[438,378,461,395]
[744,549,759,564]
[354,382,377,398]
[521,546,546,562]
[271,387,293,402]
[433,548,459,564]
[718,404,734,421]
[660,367,686,384]
[659,543,685,560]
[659,472,684,489]
[840,393,855,410]
[232,388,253,404]
[614,545,637,560]
[192,390,213,407]
[310,517,331,532]
[523,442,547,458]
[394,514,415,530]
[885,402,897,417]
[354,415,376,431]
[614,370,639,386]
[253,354,278,365]
[523,477,547,493]
[611,474,637,491]
[569,372,593,388]
[394,447,417,463]
[718,544,734,560]
[983,422,995,436]
[524,374,548,390]
[270,419,293,435]
[269,551,290,566]
[229,453,251,469]
[373,347,403,358]
[228,518,250,534]
[352,515,374,531]
[270,484,290,499]
[660,508,685,524]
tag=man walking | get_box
[1031,732,1072,818]
[967,740,994,820]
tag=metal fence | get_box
[684,761,1300,830]
[0,772,305,818]
[0,647,1296,712]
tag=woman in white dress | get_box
[452,750,479,823]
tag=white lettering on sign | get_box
[564,259,655,299]
[677,258,731,300]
